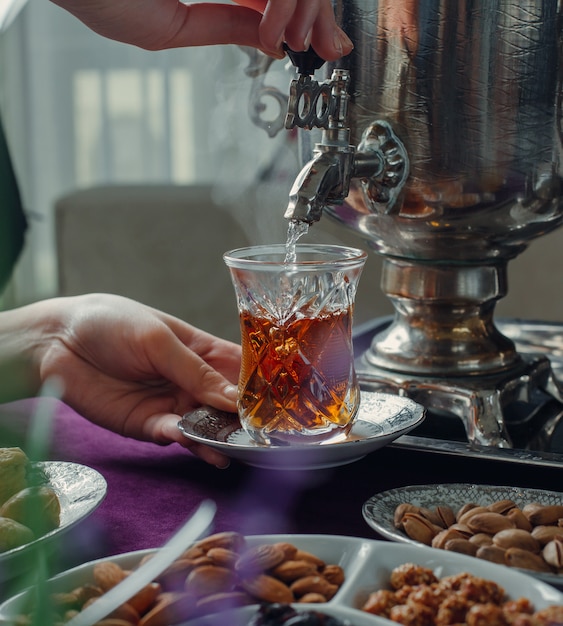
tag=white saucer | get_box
[178,391,425,470]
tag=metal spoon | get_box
[64,499,217,626]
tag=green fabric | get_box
[0,116,27,291]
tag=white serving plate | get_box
[0,461,107,582]
[178,391,426,470]
[363,483,563,589]
[1,534,562,624]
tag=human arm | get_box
[0,293,240,467]
[48,0,353,61]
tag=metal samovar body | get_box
[246,0,563,448]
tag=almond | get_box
[235,543,286,576]
[184,565,235,598]
[271,560,319,582]
[240,574,294,604]
[93,562,128,592]
[194,531,245,553]
[128,581,161,615]
[139,591,197,626]
[321,564,345,586]
[290,575,338,600]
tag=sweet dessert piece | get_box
[0,447,29,506]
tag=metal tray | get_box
[353,317,563,468]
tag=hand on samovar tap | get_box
[0,294,240,468]
[49,0,353,61]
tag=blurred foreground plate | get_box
[0,461,107,581]
[178,391,425,470]
[363,483,563,590]
[1,533,562,624]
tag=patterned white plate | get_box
[0,461,107,581]
[363,483,563,589]
[178,391,425,470]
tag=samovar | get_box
[245,0,563,450]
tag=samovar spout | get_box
[285,141,353,224]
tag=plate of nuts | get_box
[1,532,563,625]
[362,483,563,589]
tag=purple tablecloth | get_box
[1,397,562,594]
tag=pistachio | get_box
[525,505,563,527]
[476,545,506,565]
[401,512,441,546]
[532,525,563,546]
[468,533,494,548]
[487,499,517,515]
[435,505,456,528]
[394,503,420,529]
[466,512,515,535]
[506,508,533,532]
[543,539,563,569]
[456,503,480,522]
[443,538,478,556]
[432,528,467,550]
[504,547,554,573]
[492,529,540,553]
[457,505,489,525]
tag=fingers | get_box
[232,0,353,60]
[147,327,239,413]
[148,413,231,468]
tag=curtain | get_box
[0,0,296,308]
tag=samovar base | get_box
[355,319,563,449]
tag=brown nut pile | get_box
[361,561,563,625]
[14,532,345,626]
[394,500,563,575]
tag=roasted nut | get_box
[184,565,235,598]
[298,592,327,603]
[93,562,128,592]
[543,539,563,569]
[468,533,494,548]
[435,505,456,528]
[271,560,319,582]
[206,547,239,569]
[289,575,338,600]
[531,525,563,546]
[128,582,161,614]
[240,574,294,604]
[506,507,533,531]
[271,542,298,561]
[465,512,515,535]
[195,590,253,615]
[492,529,541,553]
[443,538,478,556]
[476,545,506,565]
[402,512,441,545]
[194,531,245,553]
[139,591,197,626]
[321,564,345,586]
[457,505,488,525]
[504,547,554,573]
[487,499,517,515]
[525,505,563,527]
[432,528,468,550]
[293,549,326,568]
[394,503,420,528]
[235,544,286,576]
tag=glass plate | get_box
[178,391,426,470]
